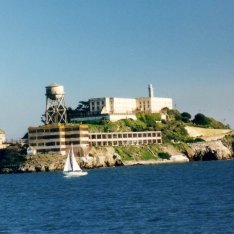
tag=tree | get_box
[76,101,90,112]
[181,112,191,123]
[167,109,182,121]
[193,113,211,126]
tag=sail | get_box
[70,147,82,171]
[63,150,73,172]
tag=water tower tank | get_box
[46,83,64,100]
[45,83,67,124]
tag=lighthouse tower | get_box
[148,84,154,98]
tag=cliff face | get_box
[15,147,123,173]
[79,147,123,169]
[186,140,233,161]
[2,138,233,173]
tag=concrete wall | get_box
[89,131,162,146]
[112,98,137,114]
[150,97,173,112]
[0,132,6,145]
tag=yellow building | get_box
[28,124,89,155]
[28,124,162,155]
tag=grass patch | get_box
[115,145,156,161]
[141,149,155,160]
[115,147,133,161]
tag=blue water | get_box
[0,160,234,234]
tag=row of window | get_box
[30,141,82,147]
[91,101,105,106]
[29,128,60,133]
[30,134,89,140]
[90,139,161,146]
[29,127,83,134]
[90,132,161,139]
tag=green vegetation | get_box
[115,147,133,161]
[222,134,234,152]
[115,145,174,161]
[191,113,228,129]
[157,152,170,160]
[0,145,26,171]
[115,145,156,161]
[71,108,228,144]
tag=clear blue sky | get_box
[0,0,233,139]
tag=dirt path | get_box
[185,126,233,141]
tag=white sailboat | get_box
[63,145,88,177]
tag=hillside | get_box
[0,110,233,173]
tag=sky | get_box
[0,0,233,139]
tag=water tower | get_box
[45,83,67,124]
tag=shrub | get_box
[158,152,170,160]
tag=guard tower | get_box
[45,83,67,124]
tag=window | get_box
[50,128,59,132]
[45,142,56,146]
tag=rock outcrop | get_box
[16,147,124,173]
[186,140,233,161]
[79,147,123,168]
[18,154,66,172]
[2,139,233,174]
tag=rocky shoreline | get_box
[0,138,233,174]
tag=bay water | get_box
[0,160,234,233]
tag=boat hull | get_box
[63,171,88,177]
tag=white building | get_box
[71,84,172,122]
[89,97,137,115]
[89,131,162,147]
[136,96,173,113]
[0,129,6,149]
[89,84,172,115]
[0,129,6,144]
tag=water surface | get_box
[0,160,234,233]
